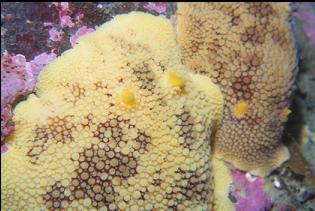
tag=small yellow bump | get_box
[280,107,291,121]
[133,190,141,199]
[145,204,153,210]
[109,204,116,210]
[124,195,131,202]
[130,205,139,211]
[120,189,128,196]
[71,152,79,160]
[112,177,121,186]
[64,189,71,197]
[166,187,173,193]
[128,177,136,185]
[120,87,136,106]
[148,185,155,192]
[139,179,147,187]
[118,201,126,209]
[147,165,155,174]
[245,42,252,49]
[104,130,112,138]
[100,173,108,180]
[168,71,185,88]
[121,146,130,155]
[156,194,163,202]
[71,200,79,207]
[61,179,70,187]
[61,200,69,208]
[232,101,249,118]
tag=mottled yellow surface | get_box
[177,2,298,176]
[1,12,223,210]
[212,158,233,211]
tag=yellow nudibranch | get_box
[177,2,298,176]
[1,12,224,210]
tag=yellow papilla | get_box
[168,71,186,88]
[233,101,249,118]
[120,87,136,107]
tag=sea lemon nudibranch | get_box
[1,12,224,210]
[176,2,298,176]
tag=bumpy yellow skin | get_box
[1,12,223,210]
[212,158,233,211]
[177,2,298,176]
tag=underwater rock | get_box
[1,2,59,59]
[293,2,315,45]
[265,167,315,211]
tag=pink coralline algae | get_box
[53,2,75,28]
[48,27,64,42]
[76,13,85,24]
[52,2,70,11]
[70,26,95,47]
[1,144,8,154]
[1,107,14,145]
[1,51,57,144]
[143,2,167,14]
[231,170,272,211]
[60,2,70,11]
[133,2,167,14]
[59,13,75,28]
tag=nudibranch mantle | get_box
[177,2,298,176]
[1,12,224,210]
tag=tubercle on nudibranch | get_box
[232,101,249,119]
[168,71,186,88]
[119,87,137,107]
